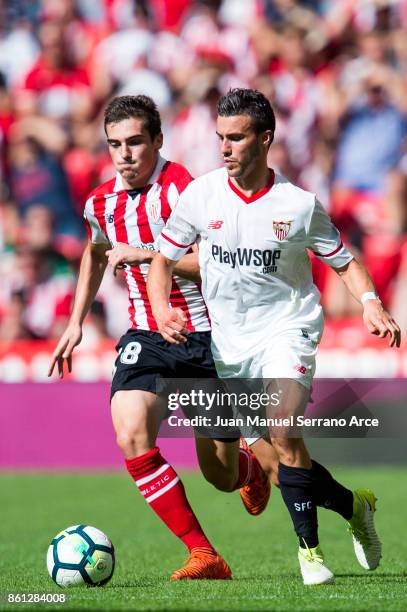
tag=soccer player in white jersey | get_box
[48,95,250,581]
[148,88,401,585]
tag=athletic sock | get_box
[234,447,262,489]
[126,447,214,553]
[311,460,354,520]
[278,462,319,548]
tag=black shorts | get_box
[111,329,217,399]
[110,329,239,440]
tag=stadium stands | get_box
[0,0,406,376]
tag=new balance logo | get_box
[208,220,224,229]
[105,213,114,223]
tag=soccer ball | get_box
[47,525,115,587]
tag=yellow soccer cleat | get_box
[298,543,335,585]
[347,488,382,570]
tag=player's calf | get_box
[195,437,267,495]
[126,446,217,556]
[195,438,240,492]
[271,437,312,468]
[278,462,319,549]
[249,437,280,487]
[198,460,238,492]
[112,393,226,575]
[310,460,354,519]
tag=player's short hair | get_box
[217,88,276,136]
[104,95,162,140]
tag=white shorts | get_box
[215,330,317,387]
[214,330,318,445]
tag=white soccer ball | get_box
[47,525,115,587]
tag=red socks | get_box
[126,447,214,553]
[234,447,261,489]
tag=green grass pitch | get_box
[1,467,406,611]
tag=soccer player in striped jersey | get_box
[48,95,270,581]
[148,88,401,585]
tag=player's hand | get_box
[106,243,155,275]
[363,300,401,347]
[48,323,82,378]
[154,307,188,344]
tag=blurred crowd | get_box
[1,0,407,345]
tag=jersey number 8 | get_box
[119,341,142,365]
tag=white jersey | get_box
[83,155,210,333]
[158,168,353,364]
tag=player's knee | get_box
[115,423,149,457]
[210,476,236,492]
[115,430,134,455]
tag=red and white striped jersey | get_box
[83,155,210,332]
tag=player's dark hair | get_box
[217,88,275,136]
[104,95,162,140]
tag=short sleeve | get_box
[307,198,354,268]
[83,196,110,245]
[164,163,193,211]
[157,183,199,261]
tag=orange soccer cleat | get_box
[239,438,271,516]
[170,548,232,581]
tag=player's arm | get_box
[147,253,188,344]
[308,198,401,348]
[173,245,200,282]
[48,240,108,377]
[333,258,401,347]
[147,183,200,341]
[106,243,200,282]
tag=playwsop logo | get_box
[211,244,281,273]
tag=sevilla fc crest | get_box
[146,185,162,223]
[273,220,292,241]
